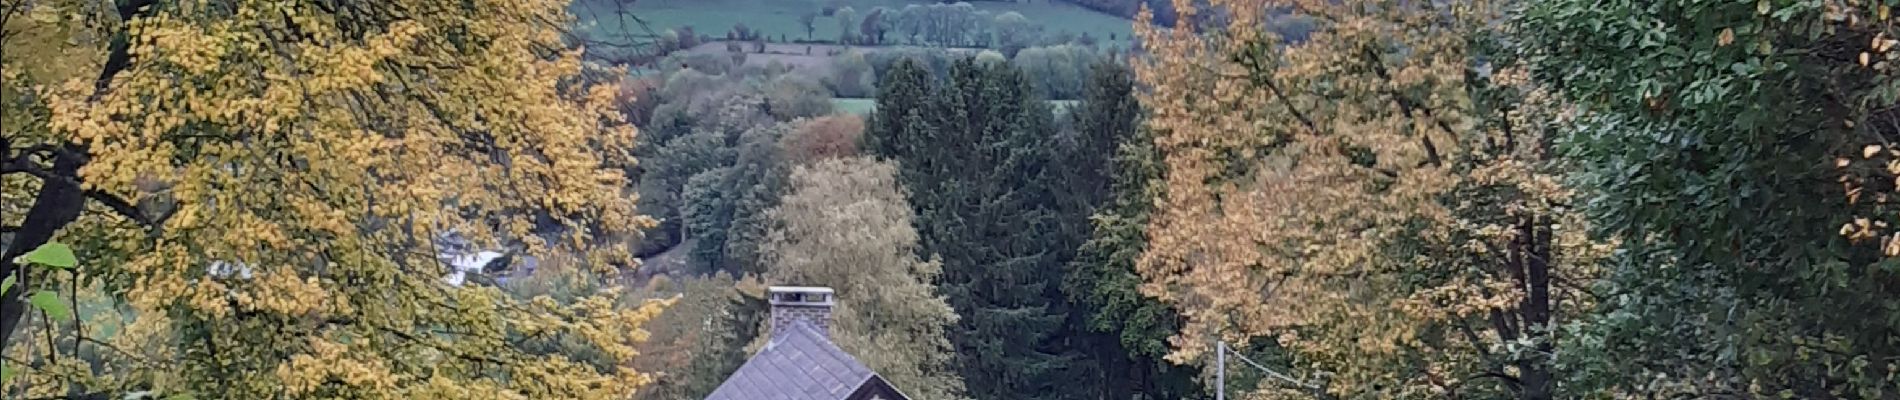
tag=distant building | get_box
[704,287,911,400]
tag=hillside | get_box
[572,0,1136,48]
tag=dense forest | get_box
[6,0,1900,399]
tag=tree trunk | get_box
[1516,215,1555,400]
[0,147,88,353]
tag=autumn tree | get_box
[1,0,665,398]
[620,273,761,400]
[760,156,968,400]
[1135,0,1606,399]
[780,115,865,165]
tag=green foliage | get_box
[9,242,78,324]
[1521,0,1900,396]
[635,66,819,262]
[1059,62,1200,399]
[27,291,68,321]
[765,74,836,120]
[894,2,987,46]
[692,123,792,276]
[1013,44,1102,100]
[867,48,958,81]
[827,50,878,98]
[992,11,1039,56]
[683,167,738,271]
[836,7,860,44]
[15,243,76,269]
[651,127,793,275]
[762,157,968,400]
[625,273,761,400]
[866,58,937,159]
[868,56,1097,400]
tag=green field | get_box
[831,98,879,115]
[573,0,1136,48]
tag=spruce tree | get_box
[1061,62,1202,399]
[866,58,936,160]
[870,57,1086,400]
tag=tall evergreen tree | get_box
[1061,62,1202,400]
[867,58,1084,400]
[866,58,936,160]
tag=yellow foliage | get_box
[3,0,663,397]
[1135,0,1607,397]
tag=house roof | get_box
[703,321,883,400]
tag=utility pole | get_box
[1216,340,1226,400]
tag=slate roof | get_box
[703,321,881,400]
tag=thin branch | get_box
[1219,44,1320,133]
[1456,319,1498,362]
[91,0,161,100]
[1259,70,1320,133]
[84,189,151,226]
[76,335,155,366]
[1461,371,1524,391]
[69,277,78,357]
[24,393,114,400]
[0,0,29,44]
[4,159,157,228]
[1361,47,1451,167]
[373,324,512,365]
[40,305,55,366]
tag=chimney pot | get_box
[768,286,835,338]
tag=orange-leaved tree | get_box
[1134,0,1608,398]
[1,0,663,398]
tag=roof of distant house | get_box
[703,321,901,400]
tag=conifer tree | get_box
[868,57,1084,400]
[866,58,936,161]
[1062,61,1201,399]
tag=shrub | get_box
[825,50,876,98]
[1013,44,1101,100]
[763,74,834,120]
[780,115,866,164]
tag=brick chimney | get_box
[768,286,834,338]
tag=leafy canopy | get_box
[2,0,666,398]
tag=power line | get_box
[1215,340,1320,400]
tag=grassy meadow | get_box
[572,0,1136,47]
